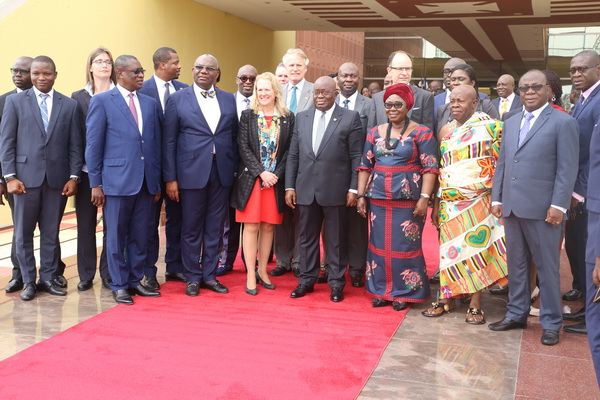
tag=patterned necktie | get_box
[201,90,216,98]
[244,97,250,109]
[39,93,49,132]
[518,112,534,147]
[128,93,139,126]
[314,111,326,153]
[163,82,171,109]
[289,86,297,113]
[500,98,508,116]
[343,99,350,109]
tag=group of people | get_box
[1,44,600,383]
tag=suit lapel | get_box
[316,106,342,156]
[148,77,159,100]
[26,90,46,136]
[303,110,316,155]
[45,92,63,141]
[139,95,152,136]
[297,86,311,112]
[110,88,139,132]
[213,89,227,134]
[184,86,210,129]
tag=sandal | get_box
[465,308,486,325]
[372,298,390,308]
[392,301,408,311]
[421,301,453,317]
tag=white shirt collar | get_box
[340,90,358,106]
[33,86,54,99]
[582,80,600,101]
[153,74,170,88]
[194,83,216,98]
[84,81,115,96]
[116,84,136,98]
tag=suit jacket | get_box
[231,109,294,212]
[85,87,161,196]
[282,81,314,114]
[336,93,372,134]
[72,89,93,152]
[138,76,187,121]
[436,98,499,134]
[492,105,579,220]
[434,90,489,122]
[367,85,434,131]
[0,89,18,177]
[0,89,83,189]
[286,104,363,206]
[491,95,523,116]
[570,84,600,198]
[162,85,239,189]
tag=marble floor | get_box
[0,212,598,399]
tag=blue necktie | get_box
[518,112,534,147]
[343,99,350,109]
[39,93,49,132]
[289,86,297,114]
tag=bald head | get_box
[337,62,360,97]
[496,74,515,98]
[11,56,33,90]
[443,57,466,88]
[519,69,550,112]
[449,85,478,124]
[313,76,338,111]
[236,64,257,97]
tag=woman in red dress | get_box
[231,72,295,295]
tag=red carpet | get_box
[0,219,439,399]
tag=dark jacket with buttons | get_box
[231,109,294,213]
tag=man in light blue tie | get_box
[0,56,83,301]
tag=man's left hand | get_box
[153,191,162,203]
[346,192,357,207]
[62,180,78,197]
[545,207,563,227]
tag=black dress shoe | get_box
[20,283,36,301]
[269,265,289,277]
[256,269,275,290]
[144,276,161,291]
[372,298,390,308]
[129,284,161,297]
[330,287,344,302]
[490,285,509,295]
[316,267,329,284]
[488,317,526,331]
[563,307,585,321]
[37,280,67,296]
[350,273,364,288]
[392,301,408,311]
[564,322,587,335]
[185,281,200,296]
[541,329,560,345]
[77,280,93,291]
[165,272,186,282]
[53,275,68,288]
[201,280,229,294]
[292,267,301,278]
[113,289,134,305]
[563,289,583,301]
[5,279,23,293]
[290,284,314,298]
[101,278,112,289]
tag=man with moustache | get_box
[368,50,434,131]
[0,56,83,301]
[491,74,522,118]
[86,55,162,305]
[138,47,188,290]
[163,54,238,296]
[285,76,363,302]
[489,69,579,346]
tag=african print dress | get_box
[437,112,508,298]
[359,125,439,302]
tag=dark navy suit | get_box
[85,87,162,290]
[138,76,187,279]
[163,85,238,283]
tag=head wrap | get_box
[383,83,414,111]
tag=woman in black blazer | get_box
[231,72,295,295]
[71,47,116,292]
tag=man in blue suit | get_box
[489,69,579,346]
[563,50,600,335]
[138,47,188,290]
[86,55,163,305]
[163,54,238,296]
[0,56,83,301]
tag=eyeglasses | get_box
[389,66,413,73]
[569,64,600,75]
[442,68,453,75]
[384,101,404,110]
[119,68,145,75]
[237,75,256,83]
[314,89,335,96]
[10,68,29,75]
[518,84,547,94]
[195,65,218,72]
[92,60,113,66]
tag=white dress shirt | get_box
[339,90,358,110]
[235,91,252,120]
[153,74,172,112]
[33,86,54,118]
[286,79,306,108]
[116,84,143,134]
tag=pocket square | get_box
[413,107,421,110]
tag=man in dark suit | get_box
[0,56,83,301]
[138,47,188,290]
[491,74,522,118]
[1,56,33,294]
[367,50,434,131]
[563,50,600,335]
[86,55,163,305]
[272,48,315,278]
[285,76,363,302]
[489,69,579,346]
[163,54,238,296]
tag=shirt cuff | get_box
[348,189,357,194]
[491,201,502,207]
[551,205,567,214]
[285,188,295,191]
[572,192,585,203]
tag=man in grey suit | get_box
[285,76,363,302]
[271,48,315,278]
[367,50,434,131]
[0,56,83,301]
[489,69,579,346]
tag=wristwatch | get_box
[71,177,81,184]
[420,193,430,199]
[5,176,16,182]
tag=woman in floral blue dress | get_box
[357,83,439,310]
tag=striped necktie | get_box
[39,93,49,132]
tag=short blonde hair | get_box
[282,48,309,67]
[250,72,290,117]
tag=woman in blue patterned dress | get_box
[357,83,439,310]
